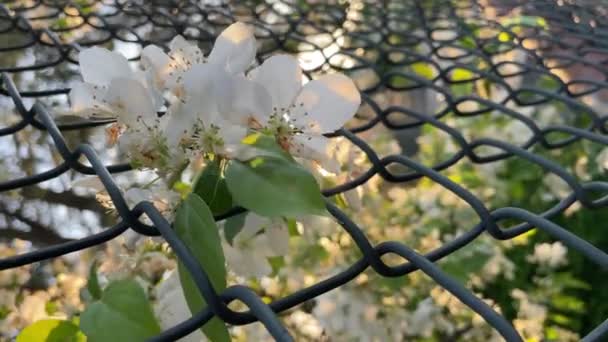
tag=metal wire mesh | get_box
[1,0,608,340]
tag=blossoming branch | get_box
[56,21,361,342]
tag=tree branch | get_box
[0,203,75,246]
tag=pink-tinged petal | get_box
[78,47,133,86]
[291,73,361,133]
[250,54,302,111]
[208,22,256,73]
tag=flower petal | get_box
[223,242,272,277]
[266,219,290,256]
[141,44,171,89]
[182,63,231,125]
[154,271,205,342]
[219,75,272,126]
[237,213,267,241]
[164,36,205,93]
[133,70,165,110]
[219,122,249,146]
[291,73,360,133]
[250,54,302,110]
[104,78,158,126]
[78,47,133,86]
[169,35,205,66]
[163,100,199,148]
[290,134,340,173]
[69,81,114,118]
[208,22,256,74]
[183,64,271,127]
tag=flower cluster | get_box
[62,21,364,342]
[69,22,360,279]
[70,22,360,177]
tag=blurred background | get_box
[1,0,607,341]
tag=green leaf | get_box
[225,158,326,217]
[224,213,247,245]
[268,256,285,276]
[87,261,101,300]
[80,279,161,342]
[175,194,230,342]
[18,319,86,342]
[193,160,233,215]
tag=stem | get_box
[142,176,161,189]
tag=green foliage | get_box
[80,279,160,341]
[17,319,85,342]
[193,159,233,216]
[268,256,286,276]
[292,244,329,268]
[223,213,246,245]
[500,15,548,30]
[450,68,475,97]
[86,261,101,300]
[241,133,295,161]
[225,136,326,217]
[0,305,10,320]
[174,194,230,342]
[440,243,493,284]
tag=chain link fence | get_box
[1,0,608,340]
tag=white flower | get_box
[142,23,265,156]
[69,47,161,126]
[167,64,270,156]
[222,213,289,277]
[511,289,547,340]
[527,242,568,268]
[174,53,360,163]
[247,54,361,166]
[141,22,256,98]
[68,46,188,171]
[154,271,206,342]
